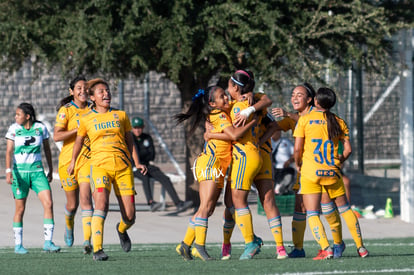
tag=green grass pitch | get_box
[1,238,414,274]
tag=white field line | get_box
[279,269,414,275]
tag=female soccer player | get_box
[293,87,368,260]
[175,86,257,261]
[67,78,147,261]
[226,70,265,260]
[54,75,93,253]
[6,103,60,254]
[217,70,288,260]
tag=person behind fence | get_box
[5,102,60,254]
[271,130,295,195]
[131,116,193,213]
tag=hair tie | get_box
[192,89,205,101]
[231,76,245,87]
[235,70,251,78]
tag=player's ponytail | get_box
[175,86,220,135]
[315,87,343,140]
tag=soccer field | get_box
[1,237,414,275]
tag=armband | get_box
[5,168,12,173]
[239,106,256,118]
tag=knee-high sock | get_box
[268,216,284,247]
[338,203,363,248]
[91,210,107,252]
[13,222,23,246]
[223,207,235,244]
[292,211,306,249]
[321,202,342,245]
[235,207,254,244]
[183,217,196,246]
[65,207,76,230]
[118,217,134,233]
[307,211,330,250]
[44,218,55,242]
[82,209,93,242]
[194,217,208,246]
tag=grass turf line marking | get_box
[280,268,414,275]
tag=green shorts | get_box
[11,170,51,199]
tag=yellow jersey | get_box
[230,100,259,147]
[78,108,133,171]
[293,110,349,183]
[55,101,91,168]
[204,109,232,161]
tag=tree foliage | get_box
[0,0,412,96]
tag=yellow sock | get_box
[223,208,235,244]
[292,212,306,249]
[91,210,106,252]
[194,217,208,246]
[338,204,363,248]
[235,207,254,244]
[82,209,93,242]
[118,218,134,233]
[321,202,342,245]
[307,211,330,250]
[64,207,75,230]
[268,216,284,246]
[223,218,235,245]
[183,217,196,246]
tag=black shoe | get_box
[116,223,131,252]
[93,249,108,261]
[176,201,193,213]
[176,241,193,261]
[150,202,163,212]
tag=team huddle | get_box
[4,69,368,262]
[175,69,368,261]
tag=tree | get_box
[0,0,412,203]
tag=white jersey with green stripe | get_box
[5,122,49,172]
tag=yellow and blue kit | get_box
[77,108,135,196]
[194,109,232,188]
[293,110,349,197]
[230,100,262,190]
[55,101,91,191]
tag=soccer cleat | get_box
[93,249,108,261]
[83,240,92,255]
[357,246,369,258]
[116,223,131,252]
[239,242,261,260]
[313,247,333,260]
[176,241,193,261]
[43,241,61,253]
[254,235,264,248]
[64,227,74,247]
[176,201,193,213]
[288,248,306,258]
[191,243,213,261]
[276,246,288,259]
[14,244,28,254]
[333,241,346,259]
[221,243,232,260]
